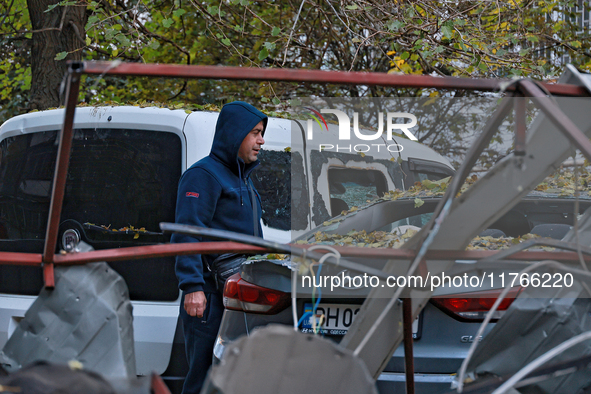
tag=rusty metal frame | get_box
[402,298,415,394]
[0,60,584,286]
[1,60,591,393]
[81,61,589,96]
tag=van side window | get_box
[0,129,182,301]
[404,157,455,185]
[252,150,309,231]
[328,168,388,216]
[309,150,404,226]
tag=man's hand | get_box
[184,291,207,318]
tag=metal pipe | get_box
[402,298,415,394]
[41,63,82,288]
[78,61,589,96]
[1,242,590,267]
[151,373,172,394]
[0,252,43,266]
[42,64,82,264]
[52,242,268,265]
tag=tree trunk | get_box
[27,0,87,110]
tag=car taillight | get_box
[431,287,522,321]
[223,273,290,314]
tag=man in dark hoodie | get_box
[171,101,267,393]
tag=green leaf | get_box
[264,42,276,51]
[478,62,487,72]
[346,5,358,10]
[239,0,250,5]
[400,51,410,60]
[173,9,186,17]
[410,53,419,61]
[221,38,231,46]
[258,47,268,60]
[526,35,539,43]
[454,19,466,26]
[163,18,174,28]
[387,20,403,31]
[45,3,61,12]
[86,15,100,29]
[272,27,281,36]
[290,98,301,106]
[272,97,281,105]
[496,48,507,56]
[54,52,68,61]
[105,28,116,41]
[572,40,582,48]
[434,45,445,54]
[148,40,160,50]
[115,34,131,47]
[519,48,530,56]
[261,97,269,102]
[207,6,218,15]
[421,179,438,189]
[414,198,424,208]
[234,25,243,32]
[85,36,91,46]
[441,25,453,39]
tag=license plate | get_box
[301,303,359,335]
[301,303,421,337]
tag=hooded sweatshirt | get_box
[172,102,268,294]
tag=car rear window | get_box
[0,128,182,301]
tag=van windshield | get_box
[0,128,182,301]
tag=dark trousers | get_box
[180,291,224,394]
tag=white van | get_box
[0,106,454,389]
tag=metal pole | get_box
[1,241,590,267]
[0,252,43,266]
[41,63,82,288]
[78,61,589,97]
[403,298,415,394]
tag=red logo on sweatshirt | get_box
[186,192,200,198]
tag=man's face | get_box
[238,121,265,164]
